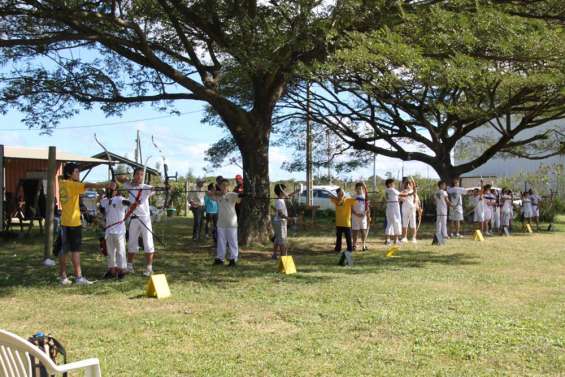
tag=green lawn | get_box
[1,217,564,376]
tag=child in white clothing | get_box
[400,180,419,243]
[434,181,453,243]
[352,182,370,251]
[500,188,514,233]
[447,177,470,238]
[384,178,409,245]
[100,188,130,279]
[521,191,533,228]
[208,179,242,267]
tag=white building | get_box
[455,119,565,190]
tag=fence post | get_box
[44,146,57,264]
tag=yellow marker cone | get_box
[525,224,533,233]
[386,245,399,257]
[473,230,485,242]
[146,274,171,299]
[278,255,297,274]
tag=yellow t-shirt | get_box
[334,198,356,228]
[59,179,86,227]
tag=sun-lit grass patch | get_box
[1,216,564,376]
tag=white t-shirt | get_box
[274,198,288,222]
[435,189,448,215]
[123,182,154,219]
[501,194,513,213]
[189,188,206,207]
[447,187,466,210]
[217,192,240,228]
[483,192,496,208]
[353,195,367,214]
[385,188,400,208]
[401,190,416,210]
[101,196,128,235]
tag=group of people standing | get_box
[327,177,544,265]
[57,163,157,285]
[57,162,545,282]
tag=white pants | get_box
[501,209,512,228]
[436,214,448,239]
[385,205,402,236]
[491,207,501,229]
[106,233,126,269]
[216,227,238,261]
[128,216,155,253]
[402,207,416,229]
[484,206,492,221]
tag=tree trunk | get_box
[238,135,271,245]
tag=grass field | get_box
[1,216,564,376]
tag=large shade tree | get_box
[0,0,412,242]
[287,1,565,182]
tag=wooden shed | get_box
[0,145,108,231]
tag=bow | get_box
[95,134,164,246]
[94,133,116,185]
[363,182,371,225]
[410,176,423,233]
[151,135,172,210]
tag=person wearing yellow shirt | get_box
[58,162,115,285]
[330,188,357,266]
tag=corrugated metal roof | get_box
[3,146,108,163]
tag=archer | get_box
[124,167,164,276]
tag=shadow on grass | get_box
[0,216,504,297]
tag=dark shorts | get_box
[60,226,82,254]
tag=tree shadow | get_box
[0,217,481,297]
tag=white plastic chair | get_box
[0,329,101,377]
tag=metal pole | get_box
[372,131,377,192]
[306,83,313,206]
[0,145,4,233]
[326,129,331,185]
[44,146,57,262]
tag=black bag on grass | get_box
[27,332,68,377]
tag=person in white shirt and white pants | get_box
[208,179,242,267]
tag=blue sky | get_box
[0,100,435,183]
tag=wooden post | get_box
[44,146,57,261]
[0,144,4,233]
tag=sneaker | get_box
[385,240,392,245]
[271,253,278,260]
[228,259,237,267]
[126,264,135,274]
[213,258,224,265]
[60,276,72,286]
[411,238,418,244]
[395,239,402,245]
[401,237,408,243]
[362,245,368,251]
[457,233,463,238]
[449,233,454,238]
[143,268,153,277]
[75,276,93,285]
[117,272,126,280]
[43,258,56,267]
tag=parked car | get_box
[297,185,350,210]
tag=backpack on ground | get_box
[27,332,68,377]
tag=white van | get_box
[297,185,350,210]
